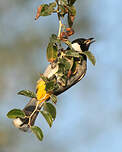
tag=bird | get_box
[13,37,95,131]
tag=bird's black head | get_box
[71,38,95,52]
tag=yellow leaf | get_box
[36,80,50,102]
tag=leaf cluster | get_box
[7,88,57,141]
[35,0,77,28]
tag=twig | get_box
[58,20,62,38]
[56,0,63,38]
[28,100,44,127]
[28,94,49,127]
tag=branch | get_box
[56,0,63,38]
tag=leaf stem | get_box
[28,100,44,127]
[58,20,62,38]
[56,0,62,38]
[28,100,39,127]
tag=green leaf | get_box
[50,34,57,43]
[65,49,80,58]
[58,63,65,74]
[40,74,48,82]
[68,14,73,27]
[45,80,55,92]
[50,94,57,104]
[58,57,72,72]
[71,61,77,74]
[7,109,25,119]
[39,2,56,16]
[82,51,96,66]
[59,5,68,17]
[17,90,36,98]
[68,6,76,27]
[44,102,56,120]
[68,5,76,16]
[45,79,59,93]
[47,42,58,63]
[64,40,72,48]
[40,111,53,127]
[31,126,43,141]
[60,0,68,5]
[68,0,77,6]
[50,34,61,44]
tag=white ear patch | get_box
[71,43,82,52]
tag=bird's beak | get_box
[84,38,95,45]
